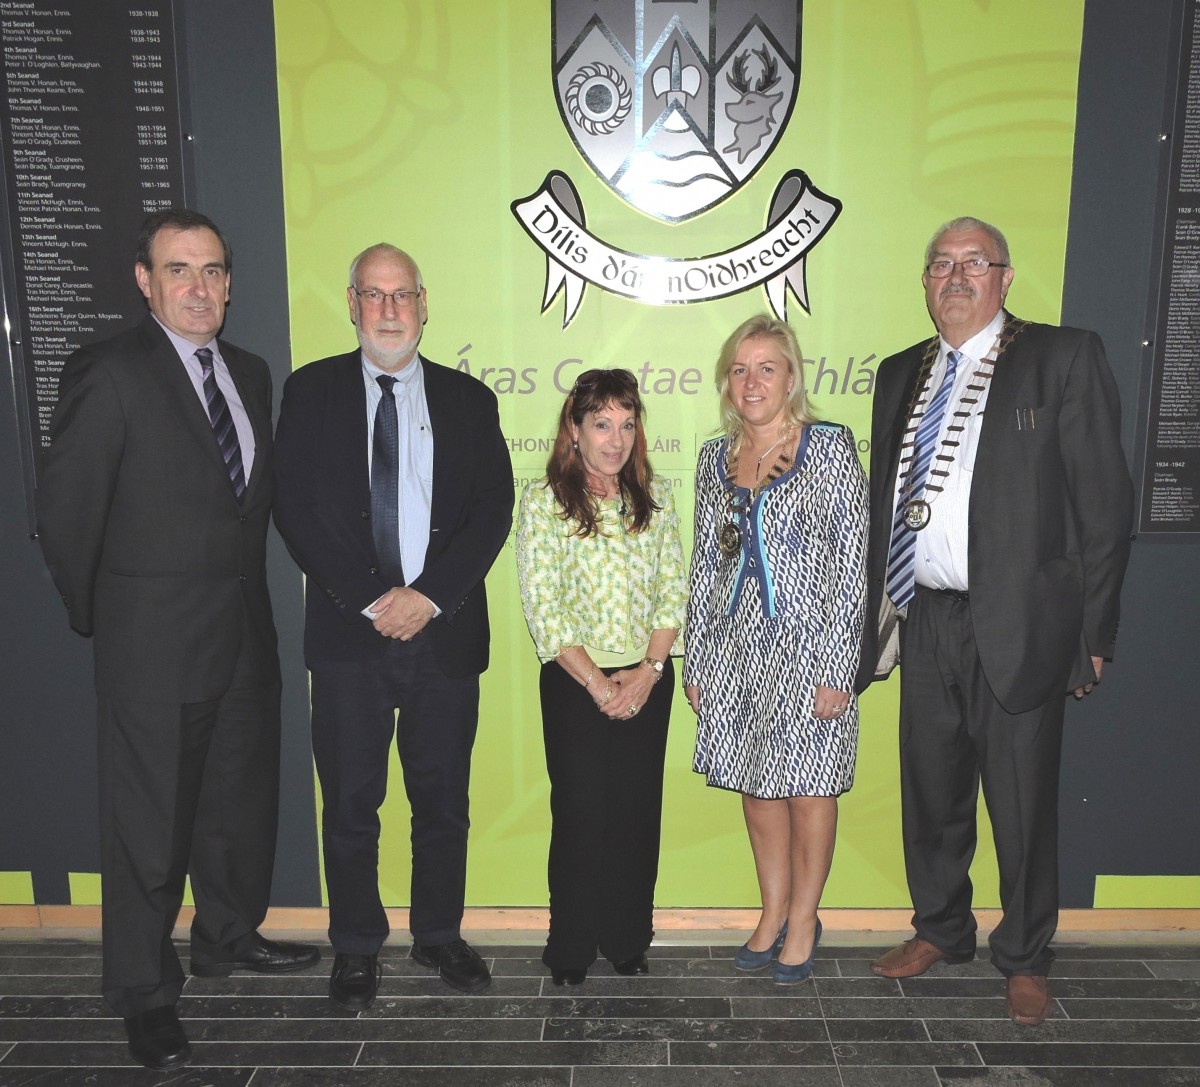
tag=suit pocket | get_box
[1012,404,1057,435]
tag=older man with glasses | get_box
[273,244,513,1009]
[856,217,1133,1026]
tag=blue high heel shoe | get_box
[734,920,788,971]
[773,917,822,985]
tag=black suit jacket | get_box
[272,351,513,678]
[37,315,279,702]
[857,315,1134,712]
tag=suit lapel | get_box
[334,351,371,491]
[878,344,928,499]
[973,312,1029,471]
[421,356,452,519]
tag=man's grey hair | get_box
[924,216,1011,269]
[348,243,424,289]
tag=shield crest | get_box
[552,1,802,223]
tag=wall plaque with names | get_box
[1139,0,1200,538]
[0,1,189,516]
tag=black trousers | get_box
[539,659,673,971]
[310,632,479,954]
[898,587,1065,976]
[97,612,281,1017]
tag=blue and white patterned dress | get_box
[684,423,869,799]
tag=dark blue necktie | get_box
[196,347,246,502]
[884,350,960,609]
[371,374,405,586]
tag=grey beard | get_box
[358,330,419,372]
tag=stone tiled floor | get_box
[0,937,1198,1084]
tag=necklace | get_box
[895,316,1025,530]
[752,436,787,479]
[718,430,796,558]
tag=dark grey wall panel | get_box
[175,0,318,906]
[1059,0,1199,904]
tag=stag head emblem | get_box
[724,46,784,164]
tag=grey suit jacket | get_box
[37,315,279,702]
[857,314,1134,712]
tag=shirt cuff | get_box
[362,589,442,619]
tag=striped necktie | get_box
[196,347,246,501]
[884,349,960,609]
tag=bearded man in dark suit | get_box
[857,216,1133,1026]
[273,243,513,1010]
[37,209,318,1070]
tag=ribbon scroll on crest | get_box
[511,170,841,329]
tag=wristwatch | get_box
[642,656,664,682]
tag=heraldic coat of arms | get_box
[552,0,802,222]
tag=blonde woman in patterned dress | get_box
[516,369,687,987]
[684,316,868,984]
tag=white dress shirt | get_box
[892,308,1006,592]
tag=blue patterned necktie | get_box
[196,347,246,502]
[884,349,960,609]
[371,374,405,586]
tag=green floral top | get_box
[515,477,687,665]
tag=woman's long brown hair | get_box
[545,368,661,537]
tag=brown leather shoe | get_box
[1006,974,1051,1025]
[871,937,971,978]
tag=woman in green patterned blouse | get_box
[516,368,686,988]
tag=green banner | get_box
[274,0,1084,907]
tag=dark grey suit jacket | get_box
[857,314,1134,712]
[272,351,513,679]
[37,314,279,702]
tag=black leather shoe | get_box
[551,968,587,986]
[124,1005,191,1070]
[191,933,321,977]
[410,938,491,993]
[329,952,381,1011]
[612,953,650,976]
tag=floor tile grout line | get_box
[812,976,847,1087]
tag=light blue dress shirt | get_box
[361,353,437,615]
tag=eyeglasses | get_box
[352,287,422,307]
[925,258,1009,279]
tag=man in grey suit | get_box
[857,216,1133,1026]
[37,209,317,1070]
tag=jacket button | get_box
[369,566,378,575]
[361,510,370,519]
[240,515,247,523]
[239,575,247,582]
